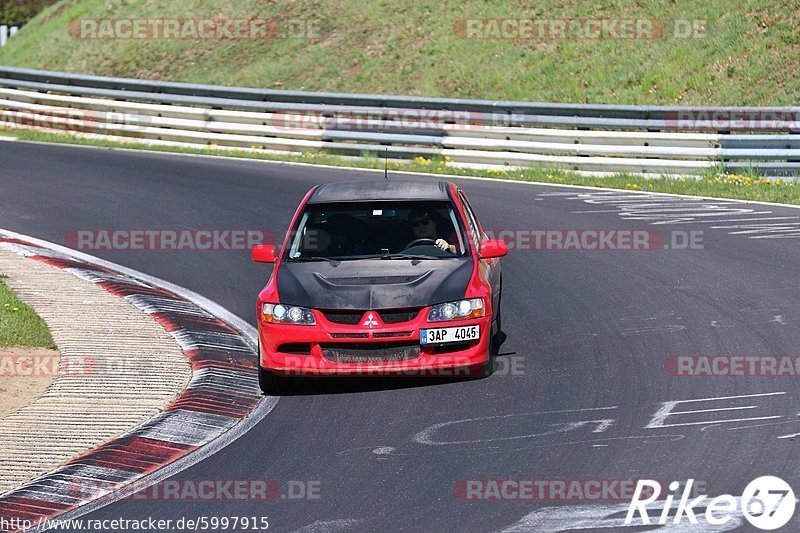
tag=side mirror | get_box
[479,240,508,259]
[251,244,277,263]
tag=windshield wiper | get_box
[288,256,340,265]
[379,253,434,261]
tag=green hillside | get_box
[0,0,797,105]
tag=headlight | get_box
[261,303,316,325]
[427,298,484,322]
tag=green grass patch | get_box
[0,0,798,105]
[3,126,798,206]
[0,277,57,349]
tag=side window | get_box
[458,191,483,250]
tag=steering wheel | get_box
[404,238,437,249]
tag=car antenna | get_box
[384,147,389,181]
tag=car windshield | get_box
[285,201,469,260]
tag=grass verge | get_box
[0,0,797,106]
[2,126,799,205]
[0,276,57,349]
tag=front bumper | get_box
[258,312,491,377]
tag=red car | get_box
[252,180,507,394]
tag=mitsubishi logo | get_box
[363,312,379,327]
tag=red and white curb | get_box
[0,230,275,532]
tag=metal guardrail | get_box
[0,66,798,176]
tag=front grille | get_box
[325,275,420,285]
[372,331,413,338]
[321,308,422,325]
[378,308,422,324]
[330,332,370,339]
[321,342,419,363]
[321,310,364,325]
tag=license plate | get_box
[420,325,479,345]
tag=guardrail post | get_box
[0,25,18,47]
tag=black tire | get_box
[492,301,503,347]
[481,284,503,378]
[259,366,288,395]
[493,278,503,341]
[478,319,499,378]
[468,336,495,379]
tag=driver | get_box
[408,207,456,254]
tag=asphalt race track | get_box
[3,141,800,531]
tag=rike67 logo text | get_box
[626,476,795,530]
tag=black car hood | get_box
[276,258,473,310]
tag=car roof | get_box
[307,180,453,204]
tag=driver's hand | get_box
[435,238,449,251]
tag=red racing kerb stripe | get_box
[0,237,262,532]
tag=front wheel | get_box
[480,301,504,378]
[491,300,503,350]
